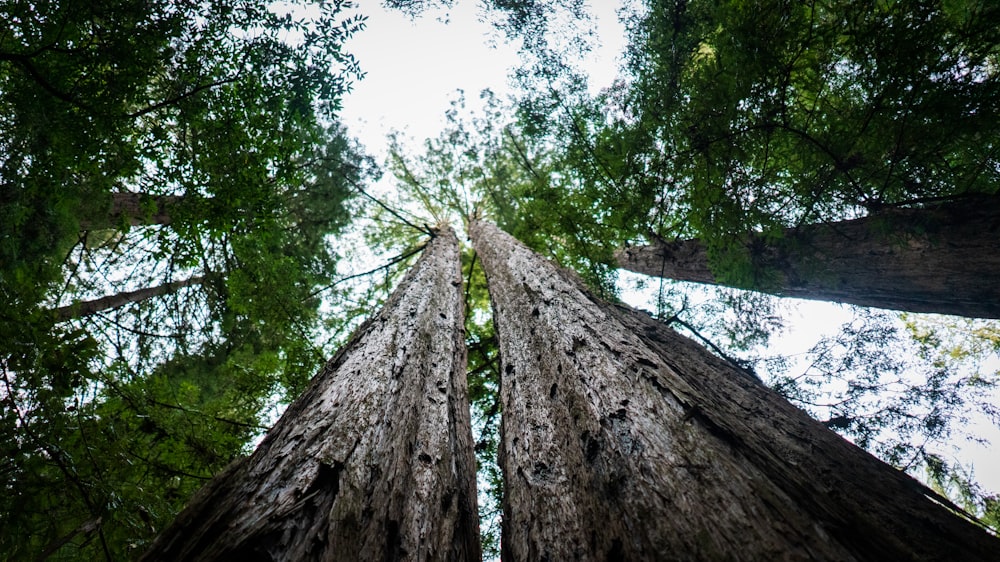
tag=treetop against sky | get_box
[2,0,999,558]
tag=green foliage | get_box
[384,0,592,56]
[0,0,365,300]
[0,1,372,558]
[384,89,622,294]
[906,315,1000,362]
[925,455,1000,533]
[1,351,269,559]
[462,246,503,559]
[760,309,999,497]
[511,0,1000,283]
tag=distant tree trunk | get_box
[616,196,1000,318]
[141,228,480,561]
[80,193,181,230]
[51,276,205,322]
[469,219,999,561]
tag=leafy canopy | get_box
[513,0,1000,280]
[0,0,370,558]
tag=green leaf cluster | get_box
[1,349,270,559]
[509,0,1000,284]
[0,1,373,558]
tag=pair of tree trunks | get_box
[616,196,1000,319]
[145,221,998,560]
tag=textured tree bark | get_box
[80,193,181,229]
[615,196,1000,318]
[141,228,480,561]
[470,219,999,561]
[51,275,205,322]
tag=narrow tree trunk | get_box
[616,196,1000,318]
[51,276,205,322]
[469,219,998,561]
[142,228,480,561]
[80,193,181,230]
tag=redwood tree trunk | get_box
[616,196,1000,318]
[51,275,205,322]
[469,219,998,561]
[80,193,181,230]
[142,228,480,561]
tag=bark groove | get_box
[142,228,480,561]
[470,219,999,561]
[616,196,1000,318]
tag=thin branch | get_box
[89,311,186,339]
[554,91,622,194]
[145,398,272,431]
[503,127,544,183]
[307,244,426,299]
[671,316,758,380]
[350,179,431,235]
[33,517,103,562]
[464,250,479,316]
[0,52,91,110]
[126,77,239,119]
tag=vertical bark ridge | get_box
[616,196,1000,318]
[469,219,999,561]
[142,228,480,561]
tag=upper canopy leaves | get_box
[518,0,1000,280]
[0,1,371,558]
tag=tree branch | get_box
[126,77,239,119]
[52,275,206,322]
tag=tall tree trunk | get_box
[80,193,181,230]
[616,196,1000,318]
[469,219,998,561]
[51,276,205,321]
[141,228,480,561]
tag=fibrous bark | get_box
[51,275,205,322]
[142,228,480,561]
[616,196,1000,318]
[470,219,999,561]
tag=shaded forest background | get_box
[2,0,999,559]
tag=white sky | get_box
[340,2,519,159]
[337,1,999,496]
[339,0,626,159]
